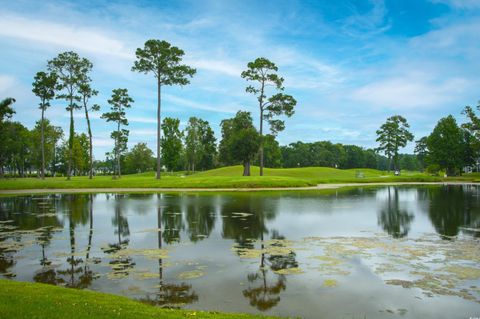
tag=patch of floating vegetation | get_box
[106,248,169,260]
[273,267,304,275]
[233,234,480,303]
[232,239,296,260]
[323,279,338,287]
[177,269,206,280]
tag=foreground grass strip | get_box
[0,279,280,319]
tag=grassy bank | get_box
[0,279,279,319]
[0,165,477,190]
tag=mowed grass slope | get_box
[0,165,474,190]
[0,279,280,319]
[193,165,444,183]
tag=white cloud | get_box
[0,75,17,97]
[129,129,157,136]
[129,116,157,124]
[92,137,113,148]
[0,13,132,60]
[187,58,243,77]
[351,74,470,109]
[431,0,480,9]
[409,19,480,58]
[164,93,237,113]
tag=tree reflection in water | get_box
[220,193,294,311]
[421,185,480,238]
[139,195,198,308]
[102,194,135,278]
[31,195,97,287]
[377,187,414,238]
[0,195,63,278]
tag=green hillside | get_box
[0,165,457,191]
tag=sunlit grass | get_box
[0,279,280,319]
[0,165,476,190]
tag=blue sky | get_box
[1,0,479,159]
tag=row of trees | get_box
[374,101,480,176]
[2,39,299,178]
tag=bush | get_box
[426,164,441,176]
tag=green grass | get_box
[0,279,280,319]
[0,165,477,191]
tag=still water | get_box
[0,185,479,318]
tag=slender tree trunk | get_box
[67,105,74,180]
[84,103,93,179]
[40,107,45,180]
[157,204,163,286]
[259,109,265,177]
[156,80,162,179]
[243,160,251,176]
[116,121,121,178]
[86,194,93,261]
[259,81,265,176]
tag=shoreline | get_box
[0,181,477,195]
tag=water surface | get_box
[0,185,479,318]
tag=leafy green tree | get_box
[32,71,57,179]
[218,118,236,166]
[198,121,217,171]
[184,117,217,172]
[124,143,155,174]
[30,119,63,176]
[72,133,89,175]
[161,117,183,172]
[0,97,15,121]
[48,52,92,180]
[241,57,296,176]
[101,89,134,178]
[3,121,30,176]
[184,117,202,172]
[462,100,480,159]
[414,137,429,171]
[427,115,465,176]
[399,154,419,171]
[259,134,281,168]
[132,39,196,179]
[0,97,15,177]
[220,111,260,176]
[79,80,100,179]
[376,115,414,172]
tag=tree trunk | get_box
[40,107,45,180]
[259,110,264,177]
[259,81,265,177]
[116,121,121,178]
[67,106,74,180]
[156,80,162,179]
[86,194,93,261]
[84,104,93,179]
[243,160,251,176]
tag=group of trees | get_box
[415,111,478,176]
[374,103,480,176]
[0,39,299,178]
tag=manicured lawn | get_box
[0,165,477,190]
[0,279,280,319]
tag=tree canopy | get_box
[132,39,196,179]
[241,57,296,176]
[376,115,414,171]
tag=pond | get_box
[0,185,479,318]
